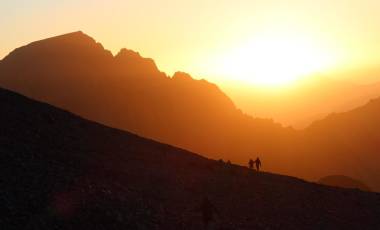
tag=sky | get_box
[1,0,380,87]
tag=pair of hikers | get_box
[248,157,261,171]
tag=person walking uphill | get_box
[255,157,262,171]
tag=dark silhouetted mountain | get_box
[2,32,380,193]
[0,31,294,174]
[1,88,380,229]
[318,175,371,192]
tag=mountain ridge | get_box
[226,74,380,129]
[2,31,380,192]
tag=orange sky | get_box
[1,0,380,87]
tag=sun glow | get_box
[216,34,335,87]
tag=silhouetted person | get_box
[199,197,219,229]
[255,157,261,171]
[248,159,254,169]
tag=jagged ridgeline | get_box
[0,31,292,179]
[1,32,380,193]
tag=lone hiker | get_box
[255,157,262,171]
[248,159,254,169]
[199,196,220,229]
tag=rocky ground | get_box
[1,88,380,230]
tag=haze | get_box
[2,0,380,83]
[3,1,380,228]
[2,0,380,126]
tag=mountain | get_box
[1,88,380,229]
[318,175,371,192]
[225,76,380,129]
[0,31,295,172]
[301,98,380,192]
[2,31,380,192]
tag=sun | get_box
[216,34,334,87]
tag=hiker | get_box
[255,157,262,171]
[199,196,220,229]
[248,159,254,169]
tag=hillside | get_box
[302,98,380,192]
[318,175,371,192]
[1,88,380,229]
[2,32,380,193]
[0,31,295,176]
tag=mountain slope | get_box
[2,32,380,193]
[302,98,380,191]
[1,88,380,229]
[318,175,371,192]
[0,31,294,173]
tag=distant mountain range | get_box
[1,31,380,192]
[302,98,380,191]
[226,76,380,128]
[1,87,380,229]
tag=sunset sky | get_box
[1,0,380,87]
